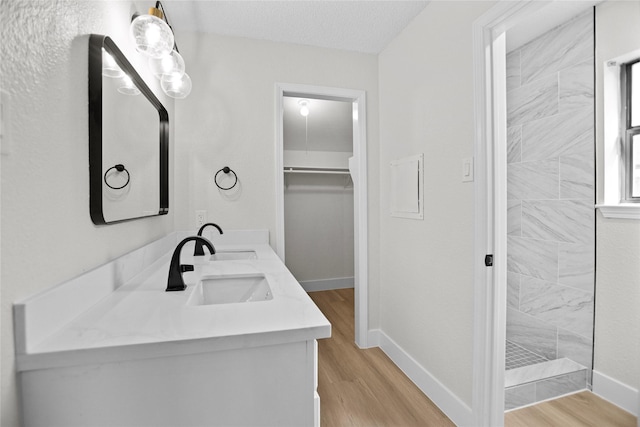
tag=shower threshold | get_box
[504,340,588,388]
[505,357,587,388]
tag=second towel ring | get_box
[214,166,238,190]
[104,164,130,190]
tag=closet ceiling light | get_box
[299,99,310,117]
[130,1,191,99]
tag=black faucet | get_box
[194,223,223,256]
[167,236,215,292]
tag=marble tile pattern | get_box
[521,108,594,162]
[519,276,594,338]
[507,159,559,201]
[507,126,522,164]
[536,370,588,401]
[505,9,595,407]
[558,329,593,370]
[507,271,520,309]
[507,308,557,361]
[559,60,594,113]
[558,242,595,292]
[507,201,521,236]
[507,50,522,92]
[507,74,558,128]
[519,11,593,85]
[505,383,536,410]
[559,152,594,200]
[521,200,594,244]
[505,370,588,410]
[507,237,558,283]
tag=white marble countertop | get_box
[17,241,331,371]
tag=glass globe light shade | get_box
[117,74,141,96]
[102,49,124,78]
[149,50,185,80]
[298,100,310,117]
[161,72,192,99]
[129,12,174,59]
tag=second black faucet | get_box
[194,223,223,256]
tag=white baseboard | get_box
[592,370,639,417]
[301,277,354,293]
[369,329,474,426]
[366,329,381,347]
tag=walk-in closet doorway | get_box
[275,83,369,348]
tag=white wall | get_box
[378,1,495,407]
[171,32,378,244]
[171,32,380,324]
[0,1,176,425]
[284,173,354,282]
[594,0,640,395]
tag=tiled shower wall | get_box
[506,10,595,374]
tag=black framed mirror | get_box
[88,34,169,225]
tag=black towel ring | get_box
[104,164,130,190]
[214,166,238,190]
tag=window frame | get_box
[623,58,640,202]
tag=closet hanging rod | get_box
[284,167,350,175]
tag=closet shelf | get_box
[284,167,350,175]
[284,166,353,189]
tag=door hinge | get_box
[484,254,493,267]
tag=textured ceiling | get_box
[160,1,429,54]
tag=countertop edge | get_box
[16,324,331,372]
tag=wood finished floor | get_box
[309,288,454,426]
[310,288,638,427]
[505,391,637,427]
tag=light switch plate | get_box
[462,157,474,182]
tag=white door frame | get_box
[471,1,562,425]
[275,83,369,348]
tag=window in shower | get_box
[624,59,640,201]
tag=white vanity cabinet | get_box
[20,339,319,426]
[14,231,329,426]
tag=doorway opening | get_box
[275,83,369,348]
[472,1,599,425]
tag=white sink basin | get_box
[209,250,258,261]
[187,274,273,305]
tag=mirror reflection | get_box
[88,35,169,224]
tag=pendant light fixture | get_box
[129,5,174,59]
[298,99,311,153]
[161,73,192,99]
[299,99,310,117]
[130,2,191,99]
[148,50,185,80]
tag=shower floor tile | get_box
[506,340,548,370]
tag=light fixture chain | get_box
[305,114,308,154]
